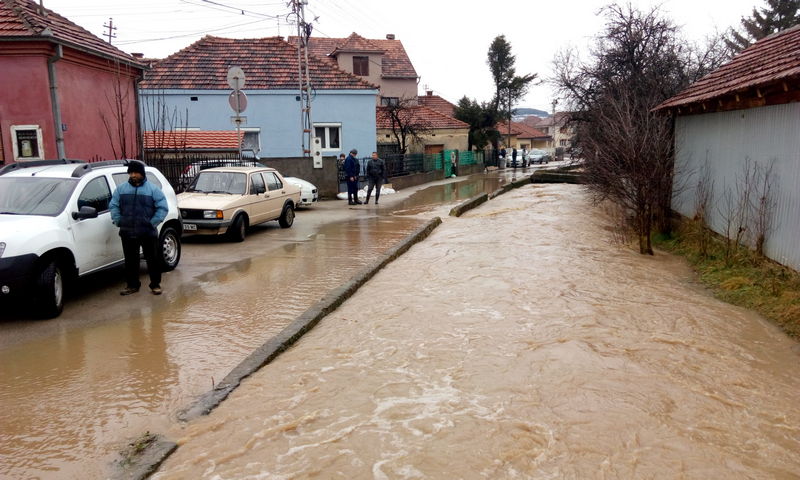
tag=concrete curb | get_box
[531,170,584,184]
[114,216,443,479]
[449,193,488,217]
[113,437,177,480]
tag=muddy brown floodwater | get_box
[154,184,800,479]
[0,173,509,479]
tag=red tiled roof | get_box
[495,120,525,136]
[376,105,469,130]
[143,130,243,150]
[418,93,456,117]
[294,34,418,79]
[656,25,800,110]
[512,122,549,139]
[141,36,378,90]
[331,32,384,54]
[0,0,142,66]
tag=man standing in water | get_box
[110,160,168,296]
[365,151,386,205]
[343,148,362,205]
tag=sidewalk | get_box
[153,184,800,479]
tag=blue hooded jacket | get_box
[110,178,168,238]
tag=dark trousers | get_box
[346,177,359,201]
[121,236,161,289]
[365,177,383,202]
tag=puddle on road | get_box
[389,175,505,216]
[0,215,425,479]
[154,185,800,479]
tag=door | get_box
[248,171,270,224]
[424,144,444,154]
[70,176,118,273]
[262,172,285,219]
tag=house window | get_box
[11,125,44,161]
[381,97,399,106]
[560,139,568,147]
[314,124,341,150]
[353,56,369,76]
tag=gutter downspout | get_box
[48,43,66,159]
[134,76,143,160]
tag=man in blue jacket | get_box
[343,148,362,205]
[110,160,168,296]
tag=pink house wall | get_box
[0,43,141,164]
[0,53,57,162]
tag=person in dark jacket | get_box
[110,161,168,296]
[365,152,386,205]
[343,148,362,205]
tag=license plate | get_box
[183,223,197,231]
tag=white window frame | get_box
[313,123,342,151]
[11,125,45,161]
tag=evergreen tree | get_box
[726,0,800,53]
[486,35,537,148]
[454,97,499,150]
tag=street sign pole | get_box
[227,67,247,160]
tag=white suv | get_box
[0,159,183,318]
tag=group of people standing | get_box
[340,149,386,205]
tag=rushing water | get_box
[153,185,800,479]
[0,173,509,479]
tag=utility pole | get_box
[103,17,117,44]
[292,0,313,157]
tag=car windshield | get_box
[188,171,247,194]
[0,177,78,216]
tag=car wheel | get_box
[279,204,295,228]
[158,226,181,271]
[228,214,247,242]
[37,261,64,318]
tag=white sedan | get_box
[284,177,318,207]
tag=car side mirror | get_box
[72,205,98,220]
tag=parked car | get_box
[179,158,261,191]
[529,149,552,164]
[507,149,529,168]
[178,166,300,242]
[283,177,318,207]
[0,159,183,318]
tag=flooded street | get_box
[154,184,800,479]
[0,173,509,479]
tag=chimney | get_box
[131,53,144,59]
[426,90,433,96]
[386,34,395,40]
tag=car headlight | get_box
[203,210,223,219]
[0,242,5,258]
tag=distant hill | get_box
[513,107,549,117]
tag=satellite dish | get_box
[226,66,246,90]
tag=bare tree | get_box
[100,61,138,159]
[378,97,433,154]
[554,3,726,254]
[752,161,776,256]
[716,159,777,262]
[140,90,189,162]
[693,157,715,257]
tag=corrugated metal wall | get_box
[673,103,800,270]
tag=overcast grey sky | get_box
[43,0,761,111]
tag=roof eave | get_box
[0,35,146,71]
